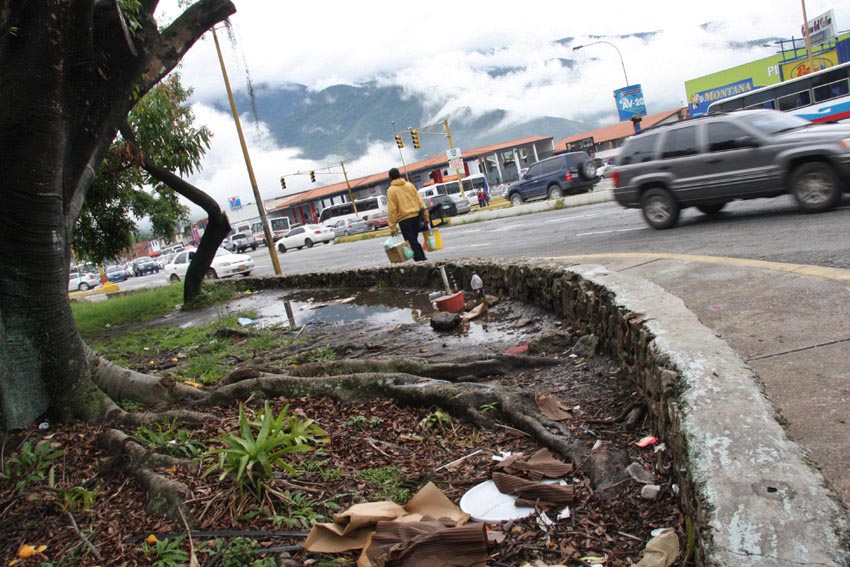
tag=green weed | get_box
[344,415,383,430]
[206,401,328,498]
[356,467,412,504]
[140,535,188,567]
[136,419,207,459]
[51,486,98,514]
[306,346,336,363]
[0,440,64,495]
[419,408,452,431]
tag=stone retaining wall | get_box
[241,259,849,566]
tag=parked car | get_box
[364,211,389,231]
[612,109,850,229]
[223,232,258,253]
[419,193,458,223]
[505,151,598,206]
[68,271,100,292]
[105,264,128,283]
[418,184,471,216]
[333,217,368,237]
[132,256,159,276]
[164,248,254,282]
[276,224,335,253]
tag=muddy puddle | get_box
[175,288,559,353]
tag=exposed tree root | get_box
[99,429,193,522]
[289,354,562,381]
[109,408,219,427]
[89,348,206,405]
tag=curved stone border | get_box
[241,258,850,565]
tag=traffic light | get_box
[395,134,404,149]
[309,170,316,182]
[279,176,286,190]
[411,129,420,149]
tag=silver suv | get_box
[612,109,850,229]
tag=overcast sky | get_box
[153,0,849,218]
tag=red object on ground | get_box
[504,344,529,355]
[435,291,465,313]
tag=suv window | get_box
[661,127,699,159]
[618,134,658,165]
[541,158,562,175]
[707,122,751,152]
[525,162,543,177]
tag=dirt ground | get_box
[1,288,685,566]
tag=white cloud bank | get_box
[157,0,849,218]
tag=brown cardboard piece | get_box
[304,481,470,554]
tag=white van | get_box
[418,181,471,215]
[319,196,389,228]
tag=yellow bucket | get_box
[423,229,442,252]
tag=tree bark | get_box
[0,0,235,431]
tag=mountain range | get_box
[216,31,783,163]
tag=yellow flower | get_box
[146,534,158,544]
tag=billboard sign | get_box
[689,78,756,117]
[781,51,838,79]
[804,10,835,47]
[614,84,646,122]
[228,196,242,210]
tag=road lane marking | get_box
[576,228,644,236]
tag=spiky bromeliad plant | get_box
[207,401,328,498]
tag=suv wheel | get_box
[640,187,680,229]
[697,203,726,215]
[510,193,524,206]
[578,160,597,181]
[790,162,841,213]
[548,185,563,199]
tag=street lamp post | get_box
[573,40,641,133]
[573,40,630,86]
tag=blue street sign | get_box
[614,84,647,122]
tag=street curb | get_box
[240,257,850,565]
[448,189,614,226]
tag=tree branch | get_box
[139,0,235,96]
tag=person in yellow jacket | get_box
[386,167,429,262]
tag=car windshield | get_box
[215,248,232,257]
[738,111,811,135]
[106,265,121,272]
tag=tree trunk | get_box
[0,0,235,430]
[120,124,231,303]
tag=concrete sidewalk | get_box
[551,252,850,509]
[457,187,850,507]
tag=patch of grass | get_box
[72,285,183,335]
[356,466,413,504]
[140,534,188,567]
[90,312,286,384]
[552,197,566,210]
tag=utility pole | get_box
[801,0,815,75]
[442,119,466,199]
[212,27,282,275]
[340,161,358,214]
